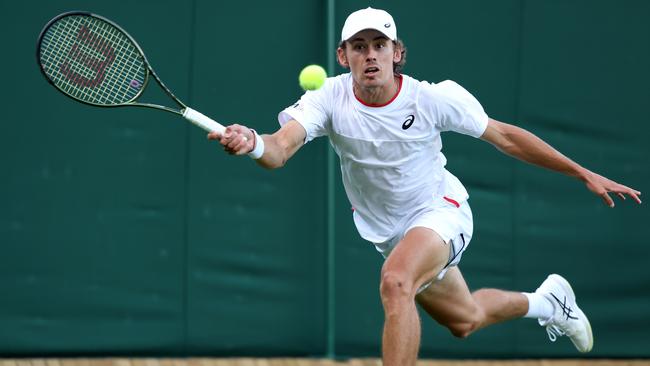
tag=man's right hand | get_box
[207,124,255,156]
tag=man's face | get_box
[337,29,401,90]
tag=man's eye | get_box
[354,44,365,50]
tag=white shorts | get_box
[373,196,474,292]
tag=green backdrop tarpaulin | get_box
[1,0,648,358]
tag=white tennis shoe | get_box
[535,274,593,353]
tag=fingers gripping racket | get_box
[37,11,226,135]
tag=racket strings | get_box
[98,23,140,104]
[39,14,147,105]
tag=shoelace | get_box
[546,324,566,342]
[544,292,578,342]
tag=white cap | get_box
[341,7,397,42]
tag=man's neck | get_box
[353,75,401,106]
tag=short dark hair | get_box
[338,38,408,73]
[393,39,407,73]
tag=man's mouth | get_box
[364,66,379,76]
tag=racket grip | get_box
[182,107,225,134]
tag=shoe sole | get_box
[549,274,594,353]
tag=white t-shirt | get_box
[278,73,488,243]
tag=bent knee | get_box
[444,312,485,339]
[380,270,414,301]
[447,322,479,338]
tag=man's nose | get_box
[366,48,377,61]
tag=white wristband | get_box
[247,129,265,160]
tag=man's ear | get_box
[393,44,402,63]
[337,47,349,68]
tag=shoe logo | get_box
[551,293,578,321]
[402,114,415,130]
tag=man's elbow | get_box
[497,138,518,155]
[256,148,290,170]
[484,120,522,156]
[259,158,286,170]
[256,128,302,170]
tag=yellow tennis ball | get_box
[299,64,327,91]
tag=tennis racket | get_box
[36,11,227,135]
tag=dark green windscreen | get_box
[1,0,648,358]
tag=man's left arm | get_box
[480,118,642,207]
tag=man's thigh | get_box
[415,267,481,326]
[382,227,450,293]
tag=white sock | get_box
[522,292,554,320]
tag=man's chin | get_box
[358,76,382,88]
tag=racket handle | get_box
[182,107,225,134]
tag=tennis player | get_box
[209,7,641,365]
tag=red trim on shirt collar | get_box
[355,74,403,107]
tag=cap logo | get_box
[384,23,391,28]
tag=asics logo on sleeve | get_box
[402,115,415,130]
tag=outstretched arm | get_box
[207,119,307,169]
[480,118,642,207]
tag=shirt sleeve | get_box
[278,81,331,143]
[430,80,488,138]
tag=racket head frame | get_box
[36,10,187,115]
